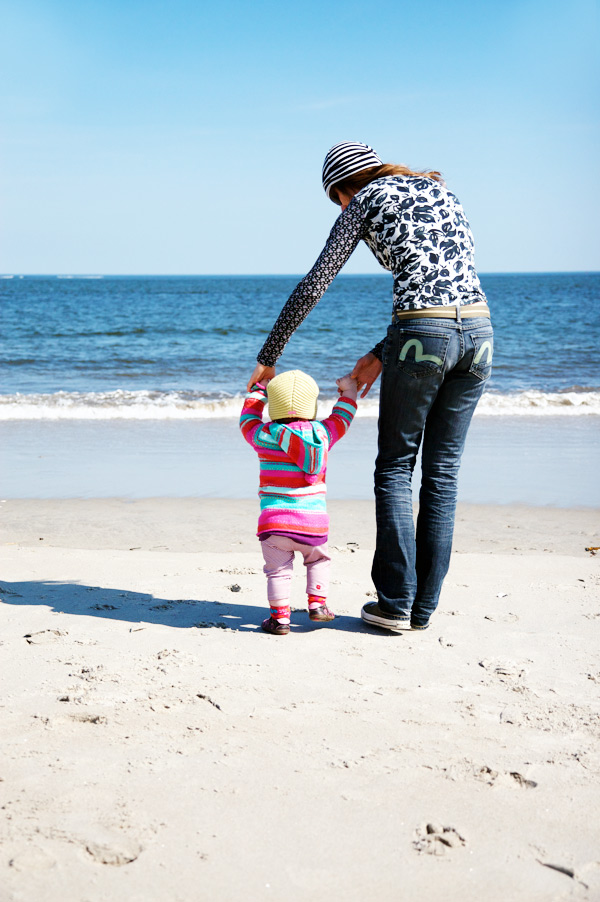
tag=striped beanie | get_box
[322,141,382,200]
[267,370,319,421]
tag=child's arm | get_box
[239,383,268,447]
[320,374,358,448]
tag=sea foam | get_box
[1,389,599,420]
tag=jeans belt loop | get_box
[456,302,462,323]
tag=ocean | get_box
[2,273,599,503]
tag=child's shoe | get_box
[262,616,290,635]
[309,604,335,622]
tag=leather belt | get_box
[392,303,490,322]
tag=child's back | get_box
[240,370,358,634]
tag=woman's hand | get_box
[247,364,275,392]
[351,353,382,398]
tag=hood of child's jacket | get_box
[268,421,328,480]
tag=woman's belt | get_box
[392,302,490,322]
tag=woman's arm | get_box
[256,202,366,367]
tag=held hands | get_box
[350,352,382,398]
[336,373,358,400]
[247,364,275,392]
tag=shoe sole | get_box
[361,609,411,631]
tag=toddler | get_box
[240,369,358,635]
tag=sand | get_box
[1,499,599,901]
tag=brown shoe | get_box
[261,616,290,636]
[309,604,335,622]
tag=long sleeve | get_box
[370,338,386,361]
[320,396,358,449]
[257,201,366,366]
[239,383,268,448]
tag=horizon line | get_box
[2,270,599,278]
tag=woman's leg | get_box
[370,325,449,617]
[412,322,494,626]
[410,370,486,626]
[367,318,492,628]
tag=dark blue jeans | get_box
[372,314,493,626]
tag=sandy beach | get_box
[1,498,599,901]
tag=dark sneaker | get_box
[361,602,411,631]
[410,622,430,631]
[261,616,290,636]
[309,604,335,622]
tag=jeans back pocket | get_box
[395,329,450,379]
[468,329,494,381]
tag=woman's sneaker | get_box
[361,602,411,631]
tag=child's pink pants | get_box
[260,535,330,602]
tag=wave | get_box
[1,388,599,420]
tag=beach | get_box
[2,498,599,901]
[2,272,599,899]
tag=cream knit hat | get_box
[267,370,319,421]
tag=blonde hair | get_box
[330,163,444,204]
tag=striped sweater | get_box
[240,384,357,542]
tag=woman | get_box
[247,141,493,631]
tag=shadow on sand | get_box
[0,580,398,637]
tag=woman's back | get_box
[353,175,486,310]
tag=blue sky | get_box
[1,0,598,274]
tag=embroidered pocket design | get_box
[399,339,443,367]
[469,332,494,381]
[473,340,493,366]
[395,331,449,378]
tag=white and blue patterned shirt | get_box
[258,175,487,366]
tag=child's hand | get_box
[336,374,358,399]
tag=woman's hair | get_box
[330,163,444,204]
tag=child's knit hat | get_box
[267,370,319,421]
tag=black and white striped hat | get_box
[322,141,382,200]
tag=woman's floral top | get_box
[257,175,487,366]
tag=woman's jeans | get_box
[372,314,494,626]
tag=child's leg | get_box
[261,536,295,634]
[299,542,334,622]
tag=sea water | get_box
[1,273,599,502]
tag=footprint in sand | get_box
[24,630,68,645]
[68,713,108,725]
[413,823,467,855]
[475,765,538,789]
[217,567,258,575]
[84,835,143,866]
[479,658,527,679]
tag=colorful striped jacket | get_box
[240,384,357,542]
